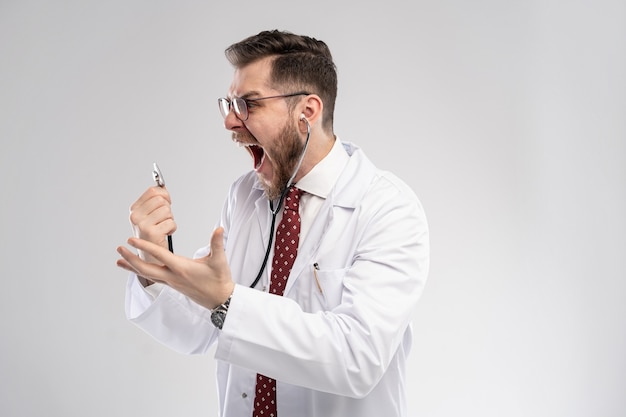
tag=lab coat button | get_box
[242,392,248,399]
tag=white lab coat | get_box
[126,142,429,417]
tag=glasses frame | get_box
[218,91,310,121]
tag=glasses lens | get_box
[232,98,248,121]
[218,98,230,119]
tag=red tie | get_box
[253,186,303,417]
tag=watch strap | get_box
[210,294,232,330]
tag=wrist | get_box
[211,282,235,309]
[138,276,154,287]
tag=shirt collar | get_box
[295,137,349,199]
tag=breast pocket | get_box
[313,267,347,310]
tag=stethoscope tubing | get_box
[249,118,311,289]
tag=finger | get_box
[130,187,172,214]
[116,245,169,283]
[145,199,174,221]
[145,185,172,204]
[135,208,176,238]
[152,207,177,234]
[116,258,167,286]
[130,194,173,227]
[126,237,175,266]
[116,257,139,274]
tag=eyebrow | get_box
[233,90,263,100]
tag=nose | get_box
[223,107,245,131]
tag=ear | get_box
[298,94,323,132]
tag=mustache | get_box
[232,131,257,144]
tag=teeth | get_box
[233,138,264,169]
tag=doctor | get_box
[117,30,429,417]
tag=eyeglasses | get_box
[218,91,309,121]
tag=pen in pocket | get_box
[313,263,323,294]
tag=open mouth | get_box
[247,144,265,170]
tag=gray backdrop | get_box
[1,1,625,416]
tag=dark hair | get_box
[225,30,337,133]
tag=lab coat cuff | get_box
[214,284,250,361]
[125,273,163,319]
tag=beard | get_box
[262,120,304,200]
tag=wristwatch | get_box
[211,294,232,330]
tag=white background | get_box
[1,1,624,416]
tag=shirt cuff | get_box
[144,281,165,299]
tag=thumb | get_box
[209,227,225,258]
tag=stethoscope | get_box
[249,114,311,289]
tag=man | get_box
[117,30,429,417]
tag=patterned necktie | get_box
[253,186,303,417]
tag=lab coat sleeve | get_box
[215,173,429,398]
[125,272,218,355]
[123,178,239,356]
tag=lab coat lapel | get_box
[283,195,335,296]
[283,145,377,296]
